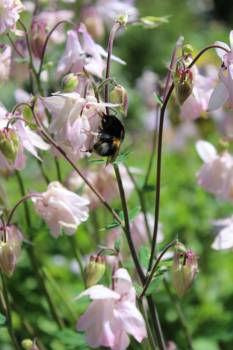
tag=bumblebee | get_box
[93,114,125,163]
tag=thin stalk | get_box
[1,272,20,350]
[15,171,32,227]
[7,33,24,58]
[104,21,122,113]
[125,165,151,242]
[113,163,145,282]
[43,268,77,323]
[37,20,73,78]
[147,297,166,350]
[163,278,193,350]
[138,298,158,350]
[148,44,230,272]
[54,157,62,182]
[18,19,43,95]
[68,236,86,285]
[141,240,177,299]
[15,171,64,329]
[37,158,50,185]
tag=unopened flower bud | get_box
[110,85,128,115]
[30,18,47,59]
[62,73,79,92]
[22,339,39,350]
[182,44,194,57]
[85,255,106,288]
[174,241,187,254]
[117,14,128,26]
[0,128,20,164]
[173,249,198,298]
[0,225,23,277]
[174,68,193,105]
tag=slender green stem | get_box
[104,21,122,113]
[147,297,166,350]
[163,278,193,350]
[113,163,145,282]
[68,236,86,285]
[1,272,20,350]
[125,165,151,242]
[141,240,177,299]
[37,158,50,185]
[15,171,64,329]
[54,157,62,182]
[138,298,158,350]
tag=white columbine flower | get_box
[0,0,25,35]
[32,182,90,238]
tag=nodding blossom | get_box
[42,92,119,162]
[196,140,233,201]
[76,268,147,350]
[0,0,25,34]
[32,182,90,238]
[208,30,233,110]
[0,45,11,84]
[0,106,49,172]
[57,24,125,79]
[212,216,233,250]
[0,225,23,277]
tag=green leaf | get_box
[114,237,121,252]
[134,282,143,297]
[139,245,150,268]
[145,275,163,296]
[54,329,91,350]
[153,92,163,106]
[139,15,170,29]
[113,149,131,164]
[0,313,6,327]
[128,206,141,221]
[142,184,155,192]
[88,158,106,164]
[100,206,141,231]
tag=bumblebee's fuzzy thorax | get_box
[93,114,125,163]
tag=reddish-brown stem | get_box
[148,44,230,272]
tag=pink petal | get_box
[215,41,230,60]
[212,224,233,250]
[195,140,217,163]
[208,82,228,111]
[75,285,119,301]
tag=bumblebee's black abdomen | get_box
[101,115,125,140]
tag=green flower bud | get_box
[174,68,193,105]
[173,249,198,298]
[85,255,106,288]
[182,44,194,57]
[62,73,79,92]
[0,129,20,164]
[110,85,128,115]
[0,243,15,277]
[117,14,128,26]
[21,339,39,350]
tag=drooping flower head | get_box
[77,268,147,350]
[32,182,89,238]
[0,106,49,172]
[208,31,233,110]
[0,224,23,276]
[0,0,25,35]
[196,140,233,201]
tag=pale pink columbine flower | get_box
[57,24,125,79]
[32,182,89,238]
[196,140,233,201]
[0,45,11,83]
[180,65,216,120]
[212,216,233,250]
[42,92,119,162]
[96,0,138,26]
[0,107,49,172]
[36,10,74,44]
[0,0,25,34]
[76,268,147,350]
[66,165,136,210]
[0,225,23,276]
[208,31,233,110]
